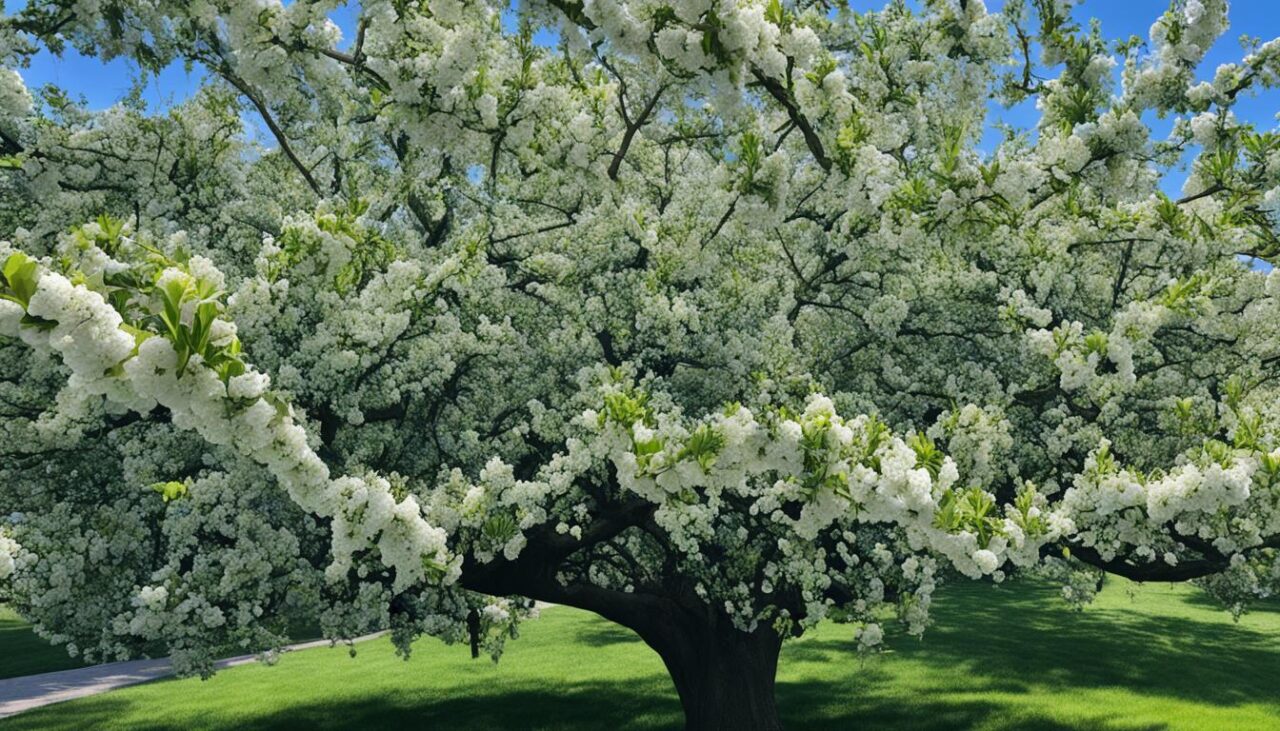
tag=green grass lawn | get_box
[0,605,87,680]
[2,579,1279,730]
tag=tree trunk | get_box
[459,559,786,729]
[639,610,785,731]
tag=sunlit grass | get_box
[3,578,1279,730]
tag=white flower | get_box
[856,622,884,649]
[972,549,1000,574]
[228,372,270,400]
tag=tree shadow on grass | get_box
[1176,591,1280,616]
[783,581,1280,712]
[778,678,1169,731]
[0,610,86,680]
[0,680,1162,731]
[5,583,1278,731]
[244,683,681,731]
[572,620,645,648]
[0,682,683,731]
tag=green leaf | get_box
[677,424,726,473]
[933,486,1002,547]
[764,0,786,28]
[150,480,189,503]
[422,557,448,581]
[804,56,837,86]
[482,513,518,543]
[1083,331,1108,356]
[216,358,246,383]
[121,322,154,348]
[1,252,39,307]
[174,340,192,377]
[908,433,944,479]
[157,277,189,340]
[19,313,56,331]
[191,301,219,356]
[603,390,651,428]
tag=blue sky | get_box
[9,1,1279,118]
[4,0,1279,192]
[5,0,1272,269]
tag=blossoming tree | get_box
[2,0,1280,728]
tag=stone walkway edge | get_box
[0,632,387,719]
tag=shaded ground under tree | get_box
[2,578,1278,731]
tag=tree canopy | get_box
[1,1,1279,728]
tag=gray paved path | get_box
[0,632,386,719]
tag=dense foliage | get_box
[1,0,1279,727]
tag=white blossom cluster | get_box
[571,387,1069,635]
[1061,440,1280,564]
[0,240,456,595]
[0,528,19,581]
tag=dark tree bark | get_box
[637,610,785,731]
[462,554,786,730]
